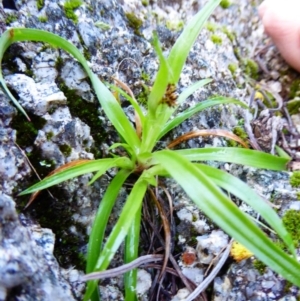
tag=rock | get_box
[0,193,79,301]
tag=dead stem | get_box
[81,254,163,281]
[167,129,249,149]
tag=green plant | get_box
[37,0,45,10]
[220,0,231,9]
[0,0,300,300]
[38,16,48,23]
[290,171,300,188]
[5,14,18,25]
[63,0,82,24]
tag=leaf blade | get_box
[153,150,300,287]
[175,147,289,171]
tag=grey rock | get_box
[0,193,78,301]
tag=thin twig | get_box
[80,254,163,281]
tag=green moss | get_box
[290,171,300,188]
[211,34,222,45]
[95,21,111,31]
[57,79,106,158]
[38,16,48,23]
[125,12,143,35]
[206,22,217,32]
[37,0,45,10]
[59,144,72,156]
[46,131,54,141]
[287,99,300,115]
[228,63,238,75]
[166,20,184,32]
[221,26,235,42]
[136,84,150,106]
[243,58,259,79]
[141,72,150,82]
[289,79,300,98]
[55,57,64,72]
[220,0,231,9]
[296,192,300,200]
[233,126,248,141]
[5,14,18,25]
[253,259,266,274]
[11,113,46,148]
[83,47,91,61]
[282,209,300,247]
[63,0,82,24]
[141,0,149,6]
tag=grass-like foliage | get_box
[1,0,300,299]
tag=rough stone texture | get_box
[0,0,300,300]
[0,193,78,301]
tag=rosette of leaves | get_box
[1,0,299,300]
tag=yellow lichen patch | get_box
[230,241,253,262]
[254,91,264,101]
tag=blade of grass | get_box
[147,32,172,115]
[159,97,248,139]
[167,0,221,82]
[19,157,133,195]
[153,150,300,287]
[195,163,296,257]
[124,203,142,301]
[175,147,289,171]
[84,175,149,301]
[86,169,131,301]
[86,169,132,274]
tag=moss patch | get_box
[289,79,300,99]
[290,171,300,188]
[228,63,238,75]
[243,58,259,79]
[63,0,82,24]
[37,0,45,10]
[125,12,143,35]
[282,209,300,247]
[211,34,222,45]
[57,79,106,158]
[253,259,266,274]
[5,14,18,25]
[287,98,300,115]
[220,0,231,9]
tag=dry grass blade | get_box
[24,159,91,209]
[81,254,163,281]
[148,188,171,294]
[112,77,142,138]
[167,129,249,149]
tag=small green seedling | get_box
[0,0,299,300]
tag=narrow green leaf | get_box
[159,96,247,139]
[153,150,300,287]
[108,83,145,125]
[175,147,289,171]
[85,169,131,301]
[147,32,171,115]
[19,157,133,195]
[195,163,296,257]
[275,145,291,159]
[124,203,142,301]
[177,79,213,105]
[88,157,133,185]
[84,176,148,301]
[167,0,221,82]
